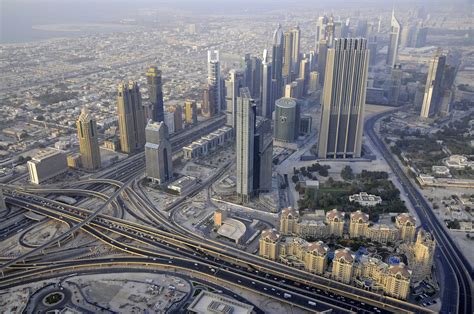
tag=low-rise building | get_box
[325,209,345,237]
[187,291,254,314]
[349,192,382,207]
[395,213,417,242]
[365,224,399,244]
[167,176,197,194]
[445,155,473,169]
[349,210,369,238]
[332,248,355,284]
[259,229,281,260]
[27,148,68,184]
[183,126,233,160]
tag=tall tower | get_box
[318,38,369,159]
[420,52,446,118]
[271,24,284,100]
[260,49,274,119]
[146,66,165,122]
[184,99,198,125]
[225,69,244,129]
[236,87,256,203]
[76,108,101,170]
[282,26,301,82]
[386,9,402,68]
[282,30,293,82]
[0,189,6,210]
[315,15,329,50]
[117,81,146,154]
[145,121,173,184]
[207,50,222,116]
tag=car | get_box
[251,281,255,285]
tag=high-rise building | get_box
[420,52,447,118]
[145,121,173,184]
[317,39,329,86]
[168,105,183,132]
[201,87,210,117]
[146,66,165,122]
[368,36,378,67]
[271,24,284,100]
[386,9,402,68]
[164,111,175,134]
[355,19,368,38]
[299,57,310,95]
[117,81,146,154]
[318,38,369,159]
[309,71,319,93]
[282,26,301,82]
[76,108,101,170]
[184,99,198,125]
[225,69,244,128]
[254,117,273,193]
[207,50,222,116]
[260,49,274,119]
[243,55,262,101]
[236,88,256,203]
[388,64,403,106]
[274,97,300,143]
[315,15,329,50]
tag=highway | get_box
[365,110,473,314]
[2,191,431,314]
[0,112,441,313]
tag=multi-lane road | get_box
[365,111,473,314]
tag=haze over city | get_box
[0,0,472,313]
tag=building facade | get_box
[117,81,146,154]
[145,121,173,184]
[27,148,68,184]
[318,38,369,159]
[76,108,101,170]
[146,66,165,122]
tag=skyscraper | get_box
[260,49,274,119]
[117,81,146,154]
[315,15,329,50]
[282,26,301,82]
[388,64,403,106]
[386,9,402,68]
[0,189,6,210]
[317,39,329,85]
[207,50,222,115]
[185,99,198,125]
[76,108,101,170]
[254,117,273,193]
[274,97,300,143]
[236,87,256,203]
[146,66,165,123]
[271,24,284,100]
[145,121,173,184]
[225,69,244,129]
[420,52,447,118]
[318,38,369,159]
[168,105,183,132]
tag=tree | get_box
[341,165,354,180]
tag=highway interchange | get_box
[0,112,471,313]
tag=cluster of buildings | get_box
[279,208,418,244]
[259,209,435,300]
[182,126,233,160]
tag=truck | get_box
[283,293,292,299]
